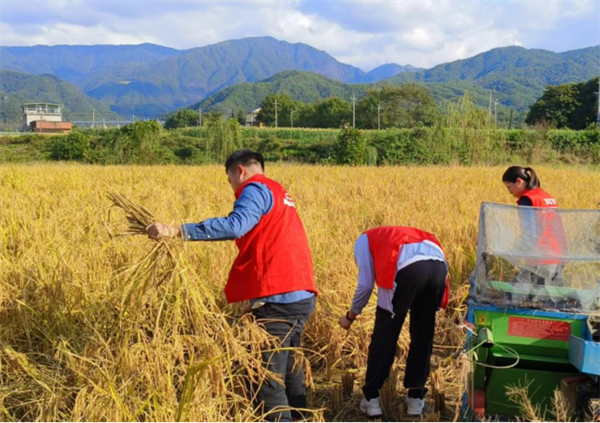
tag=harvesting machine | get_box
[463,202,600,420]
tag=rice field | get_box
[1,164,599,421]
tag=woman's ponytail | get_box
[502,166,541,189]
[524,167,541,189]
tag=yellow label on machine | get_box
[477,314,487,326]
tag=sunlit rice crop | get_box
[1,164,598,421]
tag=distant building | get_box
[22,103,72,133]
[30,121,73,134]
[245,108,263,127]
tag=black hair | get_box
[502,166,540,189]
[224,149,265,173]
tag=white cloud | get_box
[1,22,154,46]
[0,0,596,70]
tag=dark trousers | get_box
[252,296,316,422]
[363,260,447,401]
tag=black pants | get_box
[252,296,316,422]
[363,260,447,401]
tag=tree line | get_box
[166,85,439,130]
[163,78,598,131]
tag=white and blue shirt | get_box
[350,234,446,316]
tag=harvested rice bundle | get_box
[107,190,155,236]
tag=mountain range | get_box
[0,37,598,126]
[0,37,419,117]
[388,45,600,110]
[189,45,599,123]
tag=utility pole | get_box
[508,108,513,130]
[92,109,95,129]
[488,90,493,126]
[291,110,296,128]
[596,79,600,127]
[377,103,382,130]
[494,100,499,127]
[274,99,278,128]
[351,94,356,128]
[198,106,202,127]
[132,114,135,123]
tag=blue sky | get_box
[1,0,598,70]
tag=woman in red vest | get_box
[502,166,565,286]
[338,227,449,418]
[147,149,317,422]
[502,166,556,209]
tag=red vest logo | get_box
[283,193,296,208]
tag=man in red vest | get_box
[147,149,317,422]
[338,226,449,418]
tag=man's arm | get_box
[147,183,273,241]
[339,234,375,329]
[349,234,376,315]
[180,183,273,241]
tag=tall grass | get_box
[1,164,599,421]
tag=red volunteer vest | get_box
[520,188,557,208]
[364,226,450,310]
[518,188,564,264]
[224,174,317,303]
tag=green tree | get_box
[164,109,200,129]
[50,131,90,161]
[205,118,242,161]
[100,120,163,163]
[305,97,352,128]
[526,77,598,130]
[236,110,246,126]
[298,103,316,128]
[203,111,225,125]
[257,94,303,127]
[356,85,438,129]
[334,125,368,165]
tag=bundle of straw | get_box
[107,190,180,310]
[107,190,156,236]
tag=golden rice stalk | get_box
[505,379,544,421]
[107,190,155,236]
[587,399,600,423]
[431,367,446,414]
[549,388,574,422]
[341,371,355,397]
[4,164,596,422]
[106,190,180,311]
